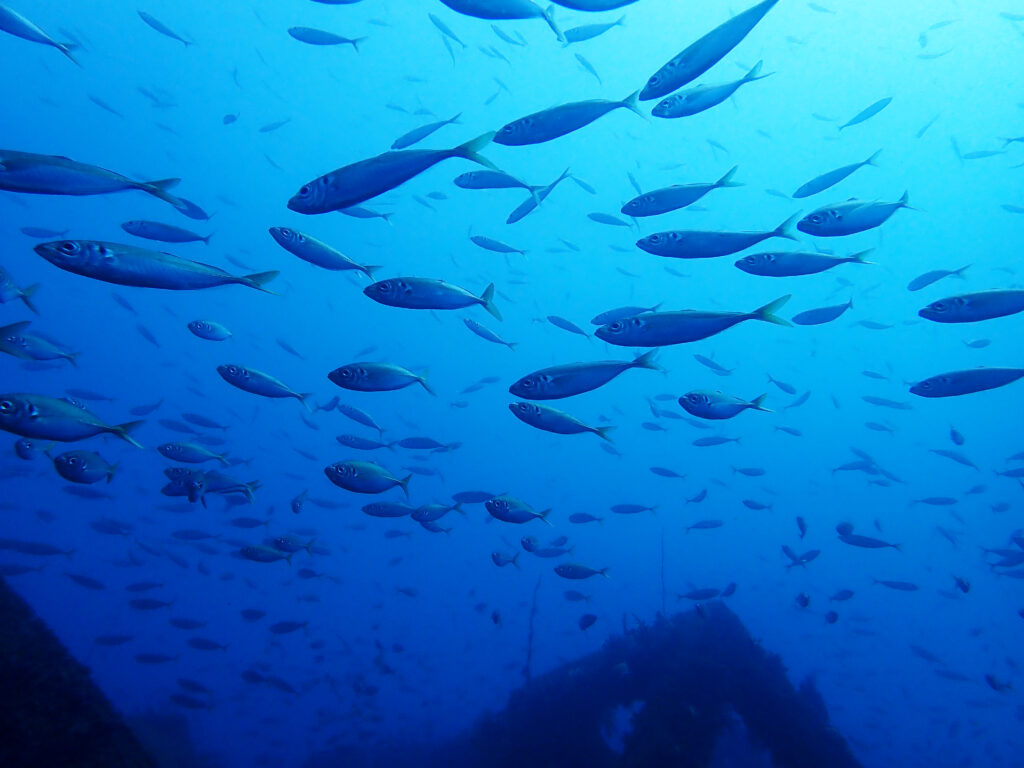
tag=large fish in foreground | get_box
[910,368,1024,398]
[639,0,779,101]
[364,277,501,319]
[637,215,796,259]
[0,150,184,209]
[919,290,1024,323]
[494,92,641,146]
[34,241,278,292]
[595,296,790,346]
[797,193,911,236]
[0,394,143,447]
[436,0,561,39]
[288,132,495,213]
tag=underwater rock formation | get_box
[306,602,862,768]
[0,576,157,768]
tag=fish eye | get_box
[339,369,352,378]
[609,321,623,332]
[298,186,311,197]
[280,228,292,237]
[929,301,946,312]
[810,215,822,224]
[67,456,79,466]
[57,241,79,255]
[648,234,662,244]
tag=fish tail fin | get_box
[107,463,118,483]
[138,178,182,205]
[539,508,553,526]
[362,265,383,278]
[631,350,661,371]
[217,454,230,466]
[19,284,40,314]
[600,568,610,579]
[511,552,520,569]
[417,370,436,397]
[113,420,145,448]
[746,60,771,81]
[381,213,394,226]
[539,5,563,41]
[595,426,615,443]
[297,393,313,412]
[285,552,294,566]
[60,43,81,66]
[866,149,882,166]
[893,543,903,552]
[752,294,792,326]
[848,249,874,264]
[399,475,412,498]
[202,234,212,245]
[899,190,919,211]
[305,538,316,554]
[453,502,465,516]
[716,165,742,188]
[449,112,462,125]
[505,341,519,351]
[479,283,502,321]
[953,264,970,278]
[622,90,644,118]
[749,394,772,412]
[774,212,800,240]
[454,132,497,170]
[242,270,280,293]
[349,37,367,52]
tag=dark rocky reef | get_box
[306,602,862,768]
[0,576,157,768]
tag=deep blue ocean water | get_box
[1,1,1023,765]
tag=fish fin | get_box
[242,270,280,293]
[399,475,412,498]
[448,112,462,125]
[19,284,40,314]
[621,90,644,118]
[217,454,230,466]
[361,263,383,277]
[511,552,520,569]
[417,370,436,397]
[774,212,800,240]
[749,394,772,413]
[752,295,792,326]
[898,190,919,211]
[539,5,563,41]
[631,350,661,371]
[505,341,519,351]
[716,166,741,188]
[202,234,212,245]
[297,393,313,412]
[953,264,970,278]
[59,43,81,66]
[479,283,502,321]
[107,463,118,483]
[599,568,610,579]
[848,249,874,264]
[866,149,882,166]
[65,352,79,368]
[305,537,317,554]
[138,178,182,205]
[349,37,367,52]
[0,320,33,335]
[454,131,497,171]
[539,508,553,526]
[113,420,145,448]
[594,426,615,443]
[745,60,771,81]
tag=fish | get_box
[34,241,277,292]
[365,278,500,320]
[328,363,433,395]
[797,193,911,236]
[288,132,495,213]
[187,320,232,341]
[907,265,969,292]
[839,97,893,130]
[158,443,229,465]
[324,461,410,496]
[839,533,900,550]
[121,220,210,245]
[53,450,117,484]
[910,368,1024,398]
[494,92,641,146]
[639,0,779,101]
[793,151,881,198]
[637,215,797,259]
[436,1,561,40]
[485,495,551,525]
[218,365,309,406]
[507,168,571,224]
[554,563,608,579]
[791,299,853,326]
[0,4,77,61]
[0,149,187,212]
[0,321,77,365]
[653,61,772,118]
[595,296,790,346]
[464,318,517,350]
[509,402,613,440]
[454,170,533,192]
[919,290,1024,323]
[679,391,770,420]
[0,394,142,447]
[736,249,872,277]
[269,227,378,277]
[872,579,919,592]
[562,17,624,45]
[509,351,659,399]
[288,27,364,49]
[393,113,461,150]
[138,11,191,46]
[621,167,740,217]
[0,266,39,312]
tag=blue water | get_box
[1,1,1023,765]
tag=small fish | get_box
[365,277,500,320]
[187,320,231,341]
[138,11,191,46]
[637,215,797,259]
[217,365,309,406]
[554,563,608,580]
[464,318,517,350]
[324,460,410,496]
[329,362,433,395]
[907,265,969,292]
[288,27,364,49]
[839,97,892,130]
[509,351,659,400]
[798,193,911,237]
[392,113,461,150]
[791,299,853,326]
[121,220,210,245]
[679,391,770,420]
[509,402,612,441]
[269,227,379,277]
[653,61,772,119]
[622,167,740,217]
[793,151,881,198]
[494,92,641,146]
